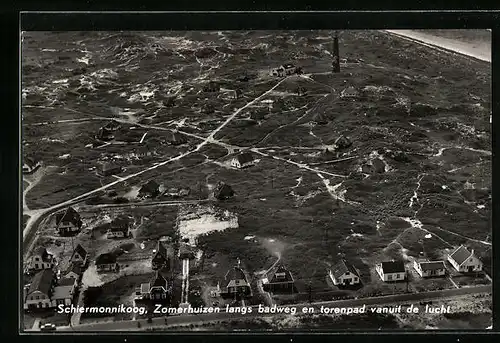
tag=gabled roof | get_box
[110,216,130,230]
[449,245,474,266]
[33,246,49,257]
[28,269,53,296]
[418,261,446,272]
[153,241,168,259]
[96,253,116,265]
[104,120,121,130]
[65,262,83,276]
[234,152,254,165]
[267,264,294,284]
[283,63,295,69]
[381,261,405,274]
[72,244,88,260]
[58,277,76,286]
[24,156,40,168]
[331,259,359,279]
[139,180,159,194]
[225,266,248,287]
[169,132,187,144]
[150,271,167,289]
[55,207,81,226]
[214,182,234,199]
[52,285,73,300]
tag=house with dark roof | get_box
[107,217,131,239]
[137,271,170,302]
[152,240,170,271]
[22,156,41,174]
[97,162,122,177]
[230,152,256,169]
[213,181,235,200]
[329,259,361,286]
[70,244,88,267]
[179,243,195,260]
[95,253,119,273]
[376,261,406,282]
[96,126,114,141]
[270,63,300,77]
[24,269,55,310]
[28,247,56,272]
[138,180,160,199]
[447,245,483,273]
[103,120,122,131]
[221,265,252,298]
[413,260,446,278]
[262,264,295,293]
[168,132,187,146]
[64,262,84,281]
[55,207,83,236]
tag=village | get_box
[21,30,491,330]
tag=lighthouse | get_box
[332,30,340,73]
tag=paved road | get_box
[383,30,491,63]
[53,284,490,332]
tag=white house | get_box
[230,152,256,169]
[329,259,361,286]
[24,269,54,310]
[376,261,406,282]
[55,207,82,236]
[137,272,169,301]
[413,260,446,278]
[28,247,56,272]
[270,64,299,77]
[448,245,483,273]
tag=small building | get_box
[28,247,56,272]
[164,187,190,198]
[168,132,187,146]
[22,156,41,174]
[230,152,256,169]
[413,260,447,278]
[138,180,160,199]
[55,207,83,236]
[179,243,196,260]
[223,265,251,298]
[64,262,84,281]
[70,244,88,267]
[138,271,170,301]
[270,64,300,77]
[95,253,119,273]
[262,264,295,293]
[213,181,235,200]
[24,269,55,310]
[96,127,114,141]
[51,277,77,307]
[447,245,483,273]
[376,261,406,282]
[152,240,170,271]
[329,259,361,286]
[97,162,122,177]
[103,120,122,131]
[107,217,131,239]
[340,86,359,99]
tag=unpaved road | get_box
[383,30,491,63]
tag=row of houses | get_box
[330,246,483,286]
[24,245,89,310]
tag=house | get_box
[107,217,131,239]
[138,180,160,199]
[329,259,361,286]
[413,260,447,278]
[51,277,77,307]
[64,262,84,281]
[164,187,190,198]
[103,120,122,131]
[70,244,88,267]
[340,86,359,99]
[262,264,295,293]
[230,152,256,169]
[222,265,252,297]
[138,271,170,301]
[448,245,483,273]
[96,126,114,141]
[179,243,195,260]
[213,181,235,200]
[24,269,55,310]
[152,240,170,271]
[28,247,56,272]
[270,64,300,77]
[97,162,122,177]
[168,132,187,146]
[376,261,406,282]
[55,207,83,236]
[22,156,41,174]
[95,253,119,273]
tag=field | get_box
[22,30,491,328]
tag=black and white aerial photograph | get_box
[21,29,492,332]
